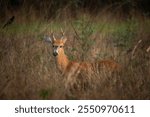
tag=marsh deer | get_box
[44,30,120,88]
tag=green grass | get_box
[1,17,145,37]
[1,16,149,60]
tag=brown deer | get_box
[44,30,120,89]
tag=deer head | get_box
[44,29,67,56]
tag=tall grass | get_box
[0,14,150,99]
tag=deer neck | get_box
[56,49,69,73]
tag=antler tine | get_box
[52,32,56,41]
[50,29,56,40]
[52,33,56,40]
[61,28,65,39]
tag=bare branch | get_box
[131,39,142,59]
[146,46,150,53]
[70,22,80,40]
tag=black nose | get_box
[53,52,58,56]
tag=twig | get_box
[70,22,80,40]
[146,46,150,53]
[131,39,142,59]
[2,16,15,29]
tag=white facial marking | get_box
[54,47,58,54]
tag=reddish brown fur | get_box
[51,38,120,78]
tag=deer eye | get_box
[60,46,63,48]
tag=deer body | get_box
[44,31,120,88]
[54,43,119,76]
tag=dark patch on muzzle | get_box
[53,52,58,56]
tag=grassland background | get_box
[0,0,150,99]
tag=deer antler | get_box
[52,32,56,41]
[61,28,65,39]
[50,29,56,41]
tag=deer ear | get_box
[44,35,53,43]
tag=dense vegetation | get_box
[0,0,150,99]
